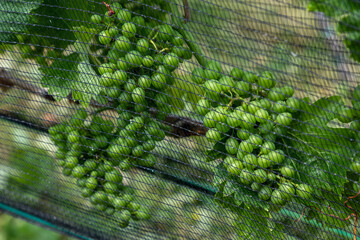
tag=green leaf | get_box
[0,0,43,41]
[205,137,227,162]
[40,49,100,107]
[288,96,355,199]
[213,162,228,188]
[235,187,270,210]
[307,0,359,17]
[72,60,101,107]
[41,52,80,100]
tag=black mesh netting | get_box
[1,0,360,239]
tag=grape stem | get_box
[159,48,170,53]
[169,1,207,67]
[89,54,101,67]
[149,39,158,51]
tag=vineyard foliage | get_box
[1,0,360,238]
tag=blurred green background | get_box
[0,214,72,240]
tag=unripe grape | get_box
[243,154,257,170]
[267,172,277,182]
[248,134,263,149]
[163,53,179,71]
[122,22,136,38]
[268,88,285,102]
[105,170,123,183]
[98,30,111,45]
[272,101,287,113]
[117,9,131,24]
[260,141,276,155]
[225,138,239,155]
[99,63,115,75]
[280,166,296,178]
[276,112,292,126]
[132,87,146,104]
[226,111,242,127]
[234,81,251,96]
[247,101,262,114]
[68,131,80,143]
[136,39,149,55]
[267,150,285,164]
[278,182,295,199]
[91,15,102,24]
[114,36,132,52]
[206,129,222,143]
[72,166,87,178]
[251,182,261,191]
[156,25,174,41]
[215,122,230,133]
[271,190,287,206]
[230,68,244,80]
[203,67,221,80]
[253,169,268,184]
[296,184,313,199]
[103,182,118,194]
[85,177,98,190]
[255,109,269,123]
[125,51,143,68]
[196,99,211,116]
[108,27,119,37]
[239,113,256,129]
[237,129,250,140]
[259,98,272,110]
[258,77,274,89]
[239,169,253,185]
[228,161,244,175]
[239,141,254,154]
[182,48,193,60]
[142,56,154,67]
[258,186,273,200]
[204,80,222,94]
[138,153,156,167]
[257,155,272,168]
[281,86,294,98]
[132,145,145,157]
[286,98,300,112]
[211,107,228,123]
[219,76,235,92]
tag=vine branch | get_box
[0,68,208,137]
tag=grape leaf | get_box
[288,96,355,197]
[40,48,100,107]
[72,60,101,107]
[235,187,270,210]
[41,52,80,100]
[205,137,227,162]
[213,162,228,187]
[308,0,359,17]
[0,0,43,41]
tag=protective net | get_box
[0,0,360,239]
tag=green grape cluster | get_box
[48,2,194,228]
[194,63,313,206]
[49,109,151,228]
[91,2,191,118]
